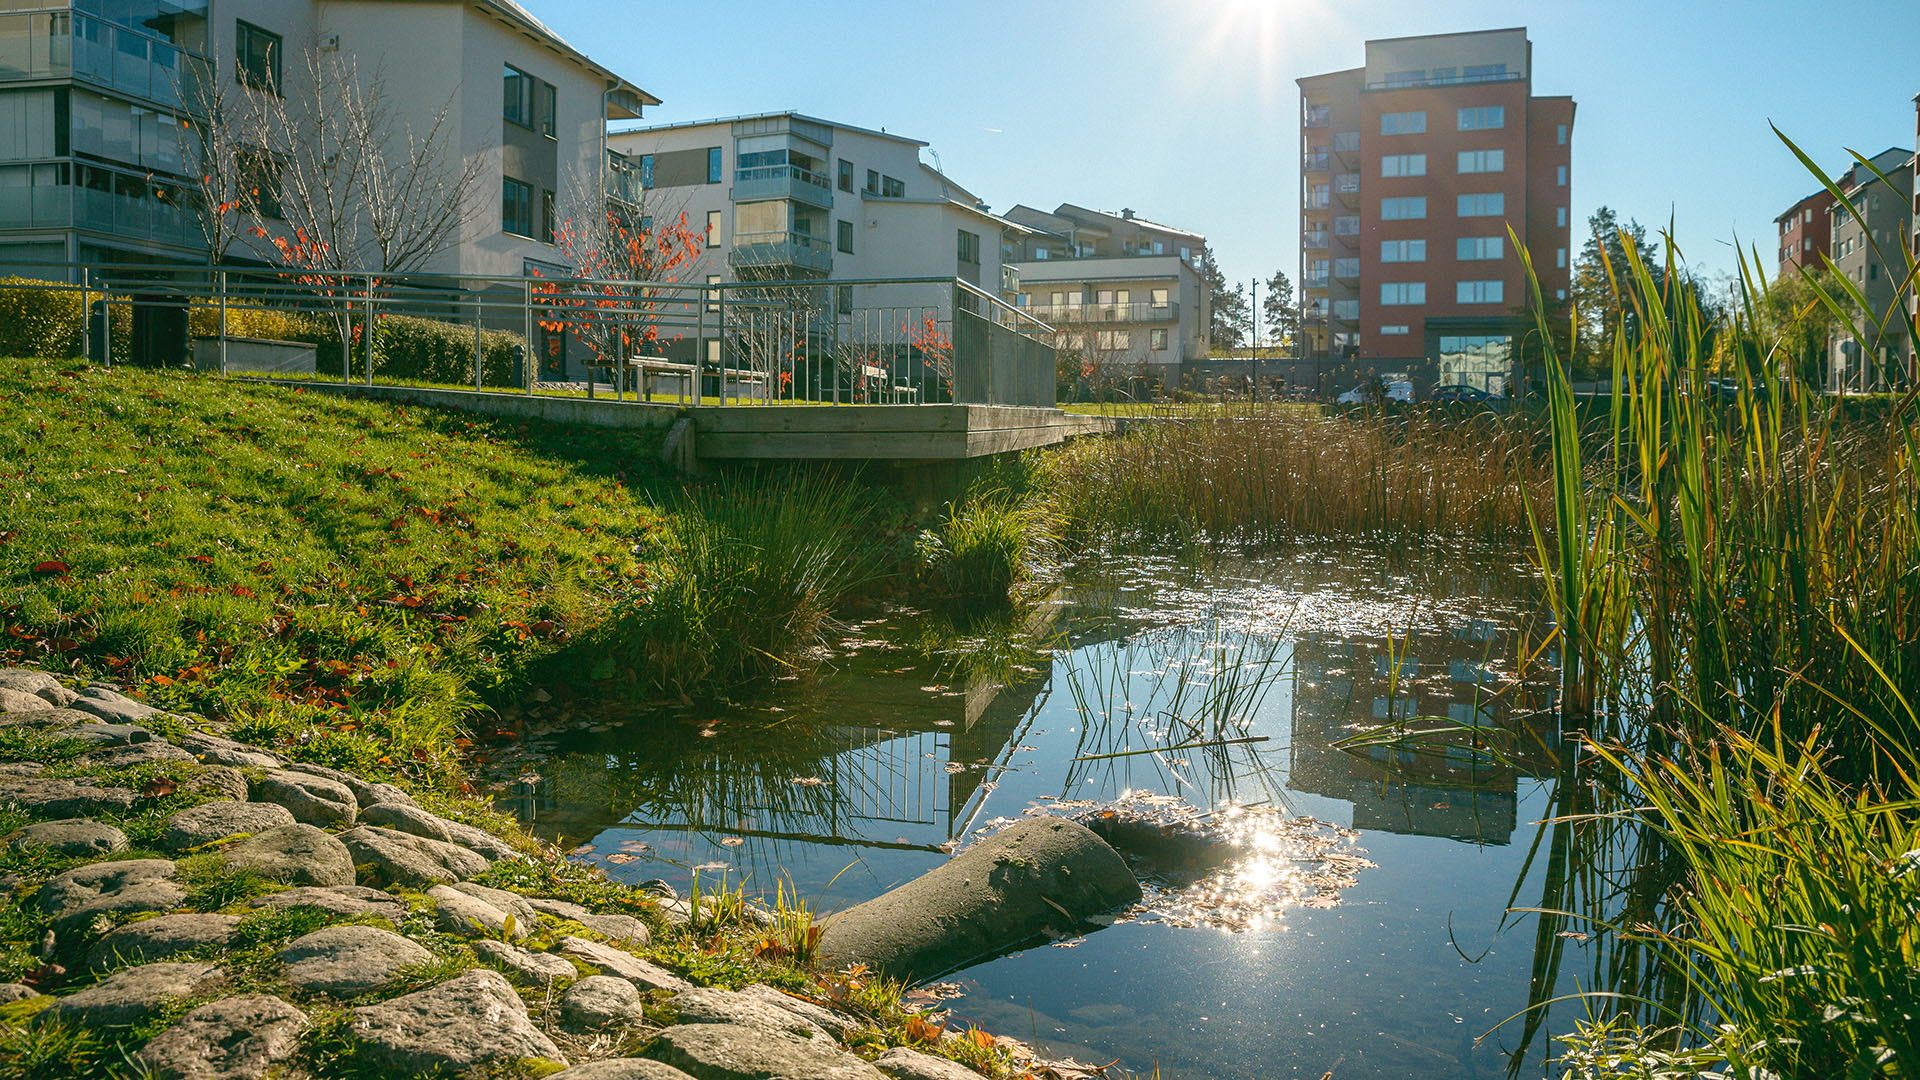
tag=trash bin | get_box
[131,289,190,369]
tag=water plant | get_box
[915,487,1055,612]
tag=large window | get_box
[837,219,853,254]
[1457,236,1503,260]
[1456,280,1504,304]
[503,65,533,127]
[1151,328,1168,351]
[1457,106,1505,131]
[956,229,980,263]
[1381,239,1425,262]
[1381,153,1426,178]
[1380,282,1425,305]
[1333,299,1359,320]
[705,209,721,247]
[1457,193,1505,217]
[1381,196,1426,220]
[708,147,722,184]
[1334,257,1360,278]
[539,80,556,136]
[837,159,853,192]
[501,177,533,237]
[236,20,281,95]
[1380,110,1426,135]
[542,189,556,243]
[1457,149,1504,174]
[638,154,654,189]
[1438,334,1514,392]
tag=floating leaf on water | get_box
[790,776,827,787]
[605,853,638,864]
[693,861,730,871]
[719,837,744,847]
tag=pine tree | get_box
[1262,269,1298,351]
[1201,245,1250,350]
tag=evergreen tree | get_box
[1201,245,1250,350]
[1262,269,1298,351]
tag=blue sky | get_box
[547,0,1919,321]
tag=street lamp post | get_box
[1249,277,1259,401]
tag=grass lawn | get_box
[0,358,668,786]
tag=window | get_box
[501,177,533,237]
[639,154,654,189]
[708,147,722,184]
[836,285,853,315]
[1384,69,1425,88]
[238,147,282,219]
[1457,106,1505,131]
[864,169,878,194]
[706,274,721,313]
[956,229,979,263]
[1151,328,1169,351]
[1457,236,1503,260]
[1555,247,1567,268]
[1457,280,1504,304]
[1381,239,1426,262]
[542,189,556,243]
[1556,289,1567,301]
[1556,123,1569,145]
[705,209,720,248]
[1380,282,1425,305]
[539,80,556,137]
[1557,165,1568,186]
[1334,257,1359,278]
[503,65,532,127]
[837,219,853,254]
[882,175,905,198]
[1457,193,1505,217]
[1381,153,1426,177]
[1464,63,1507,79]
[1457,149,1504,174]
[1380,325,1410,335]
[1151,287,1169,308]
[237,21,282,95]
[1381,196,1426,220]
[1556,206,1568,227]
[1380,110,1426,135]
[837,160,853,192]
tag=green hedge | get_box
[375,314,525,388]
[0,277,84,359]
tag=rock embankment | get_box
[0,665,1085,1080]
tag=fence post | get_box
[472,292,483,391]
[716,286,727,407]
[694,285,706,407]
[363,274,375,387]
[217,269,228,376]
[524,277,535,397]
[79,269,90,364]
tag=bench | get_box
[626,356,698,402]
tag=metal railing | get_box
[1365,70,1524,92]
[1022,301,1179,325]
[0,9,210,111]
[731,165,834,209]
[728,231,834,274]
[0,262,1059,408]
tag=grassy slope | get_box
[0,358,664,786]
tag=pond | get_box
[484,545,1595,1080]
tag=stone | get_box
[0,687,52,713]
[248,769,356,827]
[0,668,64,698]
[74,739,188,769]
[62,722,153,748]
[734,984,863,1040]
[561,974,645,1028]
[0,706,89,731]
[38,859,184,930]
[170,730,280,769]
[285,762,415,809]
[135,994,308,1080]
[469,938,578,984]
[4,818,127,857]
[816,817,1141,983]
[639,879,679,901]
[38,686,79,707]
[0,762,44,776]
[523,896,651,945]
[446,882,538,927]
[646,1023,886,1080]
[162,801,298,852]
[358,802,449,841]
[40,961,223,1028]
[68,686,160,723]
[0,982,43,1003]
[548,1062,698,1080]
[279,925,433,997]
[88,913,241,971]
[874,1047,990,1080]
[245,885,405,923]
[0,776,138,819]
[426,884,530,941]
[348,970,565,1072]
[221,824,356,887]
[338,826,489,887]
[558,936,691,993]
[669,986,830,1041]
[187,765,250,802]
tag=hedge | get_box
[0,277,84,359]
[374,314,525,388]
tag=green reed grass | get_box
[915,487,1056,612]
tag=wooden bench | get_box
[626,356,697,402]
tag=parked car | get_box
[1430,384,1494,403]
[1335,380,1414,404]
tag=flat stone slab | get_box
[0,776,138,819]
[525,896,651,945]
[222,824,356,887]
[162,801,298,851]
[280,925,433,997]
[171,730,280,769]
[338,826,489,887]
[249,770,357,827]
[427,884,530,941]
[358,802,449,841]
[645,1022,887,1080]
[0,687,52,713]
[548,1062,699,1080]
[734,984,862,1040]
[0,982,43,1003]
[445,882,538,927]
[558,936,691,993]
[38,859,183,929]
[189,765,250,802]
[41,961,224,1028]
[470,938,578,984]
[89,912,241,971]
[74,739,190,768]
[285,763,414,809]
[69,686,161,723]
[0,668,66,699]
[135,994,309,1080]
[348,969,565,1072]
[562,974,645,1029]
[245,885,405,923]
[0,706,91,732]
[669,986,830,1041]
[874,1047,990,1080]
[4,818,127,857]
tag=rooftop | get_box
[610,110,930,147]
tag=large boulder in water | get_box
[816,817,1139,983]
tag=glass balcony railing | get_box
[1334,173,1362,194]
[0,10,208,110]
[1022,301,1179,325]
[1332,131,1361,154]
[732,165,834,210]
[1303,151,1330,173]
[0,180,198,249]
[729,230,833,274]
[1303,231,1328,250]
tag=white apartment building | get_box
[1002,204,1211,383]
[0,0,652,279]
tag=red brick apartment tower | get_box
[1298,28,1574,397]
[1775,189,1835,278]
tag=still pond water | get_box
[491,547,1588,1080]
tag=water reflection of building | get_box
[1286,618,1561,844]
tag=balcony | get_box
[1332,131,1361,155]
[729,230,833,274]
[1301,275,1328,289]
[1023,302,1179,325]
[0,179,198,249]
[1334,172,1361,207]
[1303,150,1330,173]
[1302,231,1328,251]
[1303,189,1330,211]
[731,164,834,211]
[0,10,209,111]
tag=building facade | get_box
[1826,146,1915,392]
[1297,27,1573,398]
[1774,189,1834,278]
[0,0,651,280]
[1002,204,1210,383]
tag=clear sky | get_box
[543,0,1919,324]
